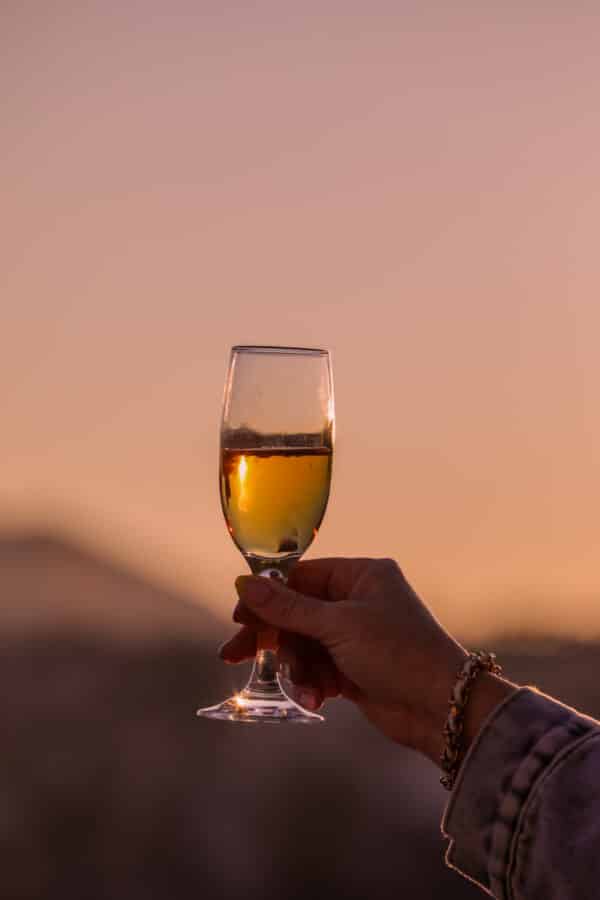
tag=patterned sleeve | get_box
[442,687,600,899]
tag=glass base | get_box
[197,685,324,724]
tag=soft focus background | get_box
[3,3,600,898]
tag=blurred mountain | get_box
[1,533,599,900]
[0,531,220,640]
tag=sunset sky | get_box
[4,2,600,638]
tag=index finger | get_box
[287,557,375,603]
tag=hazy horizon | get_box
[4,2,600,639]
[3,516,600,643]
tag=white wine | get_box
[221,447,332,562]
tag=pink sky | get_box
[3,2,600,637]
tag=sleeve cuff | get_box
[441,687,596,897]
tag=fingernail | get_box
[218,641,230,659]
[232,603,242,623]
[235,575,270,606]
[298,690,317,711]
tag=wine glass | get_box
[197,345,334,723]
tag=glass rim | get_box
[231,344,329,356]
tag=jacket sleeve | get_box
[442,687,600,899]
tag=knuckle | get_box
[321,600,352,640]
[374,557,400,577]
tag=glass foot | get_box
[197,687,324,724]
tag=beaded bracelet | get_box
[440,650,502,791]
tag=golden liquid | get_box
[220,447,332,561]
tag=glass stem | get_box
[242,567,286,698]
[244,648,281,696]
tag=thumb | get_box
[235,575,335,641]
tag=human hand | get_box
[219,558,475,763]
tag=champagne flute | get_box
[197,345,334,723]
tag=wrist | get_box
[412,646,469,764]
[417,668,518,770]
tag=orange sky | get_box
[3,3,600,638]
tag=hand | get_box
[220,558,480,763]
